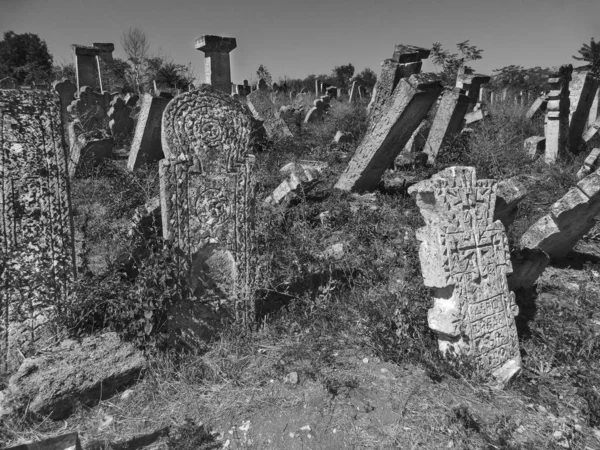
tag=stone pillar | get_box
[92,43,115,93]
[568,71,599,151]
[348,81,358,103]
[455,67,490,105]
[544,65,572,164]
[423,88,471,164]
[335,73,443,192]
[194,35,237,94]
[71,45,102,92]
[588,86,600,129]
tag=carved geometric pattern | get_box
[0,89,77,371]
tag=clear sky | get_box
[1,0,598,84]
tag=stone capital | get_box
[195,35,237,54]
[93,43,115,53]
[392,45,431,63]
[71,44,101,57]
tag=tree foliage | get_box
[490,65,552,95]
[256,64,273,86]
[0,31,53,84]
[331,63,354,89]
[573,37,600,77]
[430,40,483,86]
[353,67,377,89]
[121,27,150,94]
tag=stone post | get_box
[544,65,572,163]
[455,67,490,105]
[194,35,237,94]
[92,43,115,93]
[71,45,102,92]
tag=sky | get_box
[1,0,599,84]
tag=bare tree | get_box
[121,27,149,94]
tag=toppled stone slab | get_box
[1,333,145,420]
[3,432,82,450]
[568,71,599,151]
[247,89,293,139]
[69,136,113,176]
[127,94,170,171]
[455,68,491,104]
[577,147,600,179]
[335,73,443,192]
[494,177,528,229]
[524,136,546,159]
[525,95,548,120]
[408,166,521,383]
[521,170,600,259]
[265,161,328,205]
[463,108,489,126]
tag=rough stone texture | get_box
[108,96,134,136]
[525,95,547,120]
[160,85,257,334]
[265,161,328,205]
[577,148,600,179]
[524,136,546,159]
[195,35,237,94]
[494,177,528,229]
[568,71,599,151]
[583,115,600,143]
[247,89,293,139]
[3,432,82,450]
[71,45,101,92]
[0,90,77,373]
[521,170,600,259]
[66,86,111,131]
[464,108,488,126]
[423,88,471,164]
[588,85,600,128]
[544,65,572,163]
[69,136,113,176]
[335,74,443,193]
[1,333,145,420]
[0,77,18,89]
[408,166,521,383]
[127,94,170,171]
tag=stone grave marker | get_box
[0,90,77,373]
[127,94,171,171]
[66,86,111,131]
[304,98,326,124]
[93,42,115,93]
[583,115,600,144]
[568,70,599,151]
[545,65,572,163]
[525,95,547,120]
[71,44,101,92]
[408,166,521,383]
[195,35,237,94]
[108,96,134,136]
[160,85,257,330]
[335,73,443,192]
[246,89,293,139]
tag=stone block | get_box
[524,136,546,159]
[66,86,111,131]
[408,166,521,383]
[507,248,550,291]
[568,71,599,151]
[247,89,293,139]
[525,95,547,120]
[544,65,573,163]
[463,108,489,126]
[2,432,82,450]
[521,171,600,259]
[494,177,528,229]
[127,94,170,171]
[335,74,443,192]
[577,147,600,179]
[265,161,328,205]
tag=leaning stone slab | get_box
[69,136,113,176]
[455,68,491,104]
[521,170,600,259]
[583,115,600,143]
[568,71,599,151]
[525,95,547,120]
[423,88,471,164]
[408,166,521,383]
[0,90,77,373]
[577,147,600,179]
[0,333,145,420]
[160,84,257,336]
[247,89,293,139]
[335,74,443,192]
[463,108,488,126]
[3,432,82,450]
[127,94,170,171]
[265,161,328,205]
[494,177,528,229]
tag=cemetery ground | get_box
[1,96,600,450]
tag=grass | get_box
[2,91,600,449]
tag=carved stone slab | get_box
[160,85,256,324]
[408,166,521,382]
[246,89,293,139]
[0,90,77,372]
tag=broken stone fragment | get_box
[463,108,489,126]
[576,147,600,180]
[333,130,352,144]
[393,151,427,170]
[524,136,546,160]
[494,177,528,229]
[265,161,328,205]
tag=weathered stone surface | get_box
[524,136,546,159]
[525,95,547,120]
[521,170,600,259]
[69,136,113,176]
[583,115,600,143]
[348,81,359,103]
[52,79,77,115]
[544,65,572,163]
[423,88,471,164]
[391,44,430,63]
[0,77,18,89]
[464,109,489,126]
[335,74,442,192]
[265,161,328,205]
[93,42,115,93]
[1,333,145,420]
[494,177,528,229]
[577,147,600,179]
[108,96,134,136]
[408,166,521,383]
[3,432,82,450]
[195,35,237,94]
[71,44,101,92]
[0,90,77,373]
[160,85,257,335]
[247,89,293,139]
[67,86,111,131]
[127,94,170,171]
[304,99,326,124]
[568,71,599,151]
[455,68,491,104]
[401,120,429,153]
